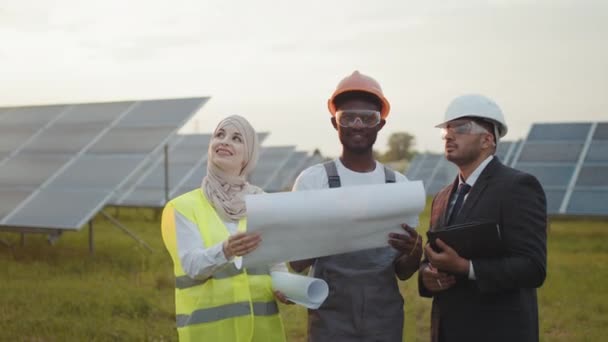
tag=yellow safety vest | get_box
[161,189,286,342]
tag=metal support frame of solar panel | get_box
[111,132,269,208]
[0,97,208,232]
[510,122,608,216]
[248,146,296,190]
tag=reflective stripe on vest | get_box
[176,301,279,328]
[175,265,271,289]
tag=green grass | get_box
[0,205,606,341]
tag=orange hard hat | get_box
[327,70,391,118]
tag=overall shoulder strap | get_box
[384,165,396,183]
[323,161,341,188]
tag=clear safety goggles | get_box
[438,119,491,139]
[335,109,381,128]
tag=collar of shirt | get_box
[458,155,494,187]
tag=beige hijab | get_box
[201,115,263,221]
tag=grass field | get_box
[0,204,606,341]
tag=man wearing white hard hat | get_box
[418,94,547,342]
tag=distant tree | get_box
[382,132,416,162]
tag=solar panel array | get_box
[0,98,208,230]
[512,122,608,215]
[5,98,601,234]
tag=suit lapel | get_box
[430,177,458,231]
[440,177,459,227]
[458,157,501,223]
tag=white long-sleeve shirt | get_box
[174,208,287,280]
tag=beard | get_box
[445,143,483,166]
[340,132,377,154]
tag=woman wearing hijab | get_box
[161,115,288,342]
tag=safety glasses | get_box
[335,109,381,128]
[439,119,490,139]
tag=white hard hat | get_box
[436,94,508,139]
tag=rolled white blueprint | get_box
[243,181,425,268]
[271,272,328,309]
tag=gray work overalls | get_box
[308,161,404,342]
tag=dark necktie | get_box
[448,183,472,224]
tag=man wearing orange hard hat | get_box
[290,71,422,341]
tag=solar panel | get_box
[416,154,443,183]
[511,121,608,216]
[48,155,146,189]
[495,140,521,166]
[0,105,68,126]
[21,124,108,154]
[5,189,111,230]
[306,152,325,167]
[118,188,168,207]
[516,164,576,187]
[512,124,585,215]
[115,98,203,126]
[0,97,208,230]
[0,188,32,219]
[518,142,584,163]
[173,165,207,198]
[405,154,424,179]
[265,151,309,192]
[87,126,180,154]
[55,102,134,125]
[575,166,608,187]
[527,123,592,141]
[495,142,511,161]
[403,153,454,195]
[248,146,296,189]
[138,164,191,188]
[0,154,72,187]
[566,122,608,216]
[567,190,608,215]
[544,189,567,214]
[592,122,608,139]
[585,141,608,162]
[0,127,39,154]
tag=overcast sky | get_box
[1,0,606,156]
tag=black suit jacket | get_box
[419,158,547,342]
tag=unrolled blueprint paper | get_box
[243,181,425,268]
[271,272,328,309]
